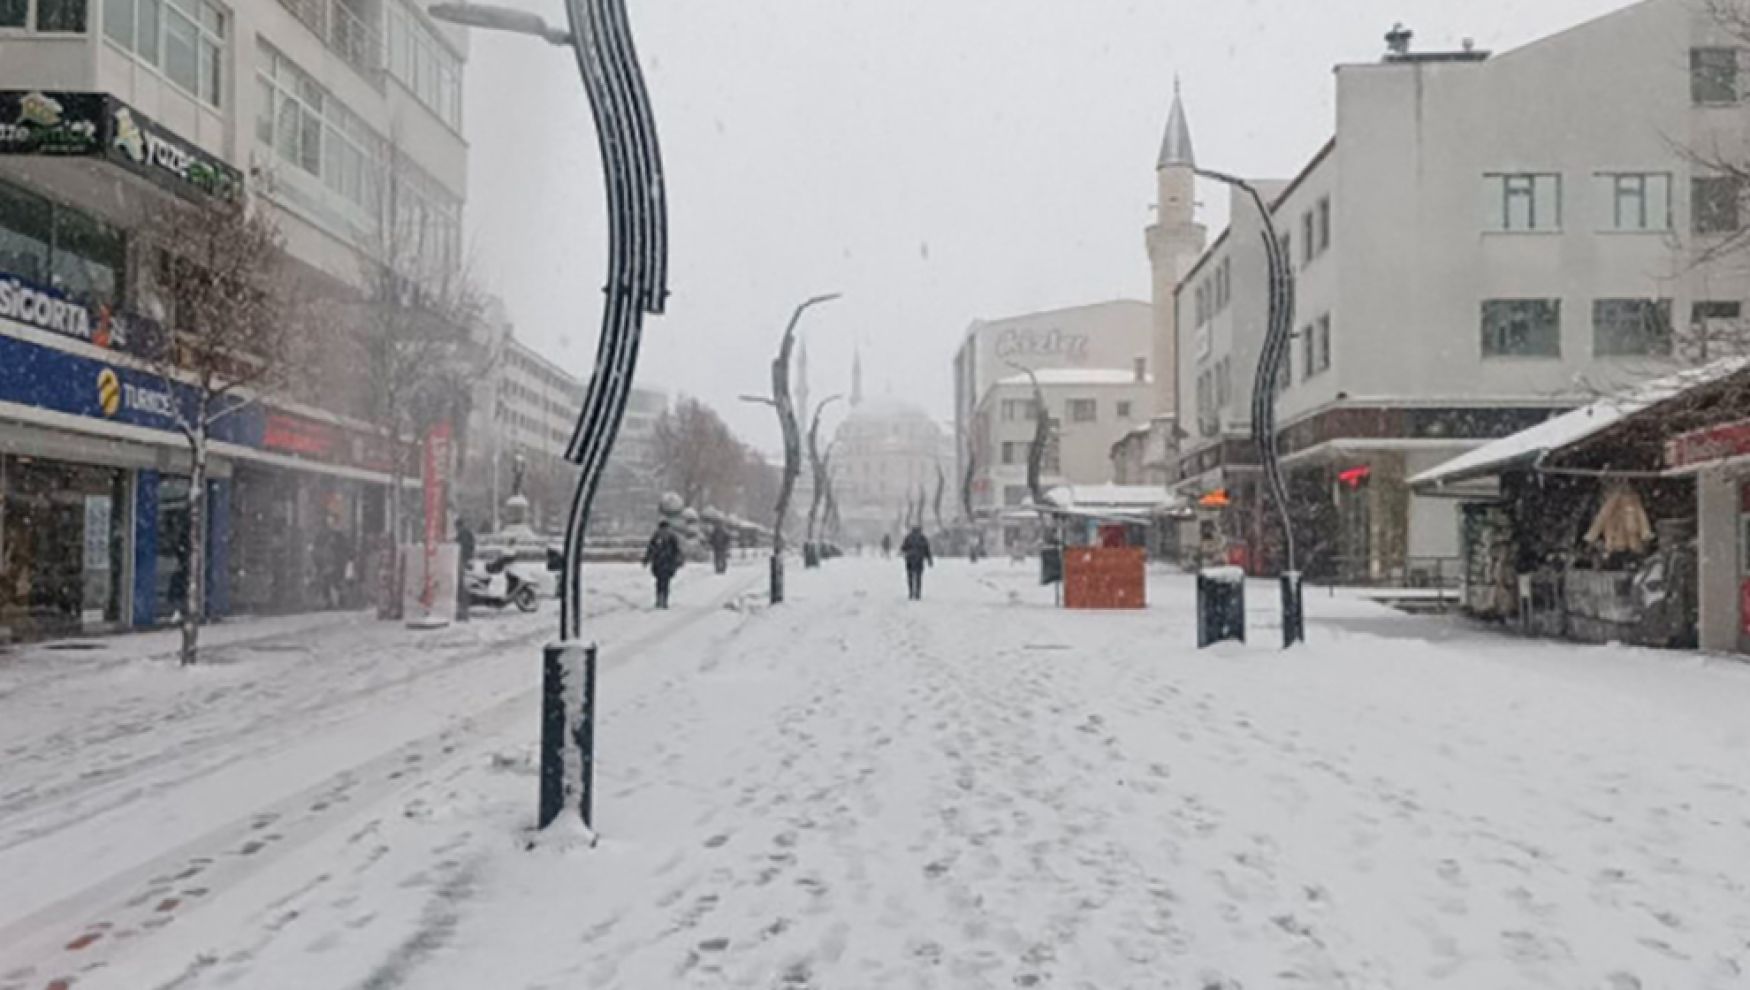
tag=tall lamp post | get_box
[805,394,845,567]
[429,0,670,830]
[741,293,841,603]
[1194,166,1304,647]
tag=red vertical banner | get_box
[421,422,452,608]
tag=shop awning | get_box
[1410,356,1750,488]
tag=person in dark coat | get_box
[880,533,893,558]
[709,523,731,575]
[900,526,933,601]
[644,520,683,609]
[455,518,475,621]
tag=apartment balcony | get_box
[279,0,385,85]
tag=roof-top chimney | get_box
[1384,22,1413,60]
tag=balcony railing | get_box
[279,0,385,84]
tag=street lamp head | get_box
[426,2,572,46]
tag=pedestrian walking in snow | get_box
[900,526,933,600]
[881,533,893,558]
[644,520,683,609]
[709,522,731,575]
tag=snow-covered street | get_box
[6,559,1750,989]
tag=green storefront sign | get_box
[0,90,242,202]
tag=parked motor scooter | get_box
[465,555,540,613]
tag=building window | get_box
[1280,231,1292,271]
[1001,441,1029,466]
[37,0,86,30]
[1272,351,1291,396]
[1116,400,1133,420]
[1216,357,1231,408]
[1596,173,1671,232]
[1692,47,1739,105]
[1315,314,1331,375]
[1486,173,1562,232]
[1219,256,1231,306]
[1694,176,1742,234]
[103,0,224,106]
[1003,485,1028,508]
[1481,299,1562,358]
[1689,300,1742,361]
[0,179,125,310]
[1301,210,1315,264]
[387,0,463,130]
[1,0,86,30]
[1317,197,1331,253]
[1067,399,1097,423]
[1593,298,1673,357]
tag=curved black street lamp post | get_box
[743,293,841,602]
[1194,167,1304,647]
[429,0,670,829]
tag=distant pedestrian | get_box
[900,526,933,601]
[709,523,731,575]
[880,533,893,559]
[644,520,683,609]
[455,518,475,621]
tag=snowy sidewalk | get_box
[10,559,1750,989]
[0,562,765,990]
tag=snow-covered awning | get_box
[1044,484,1184,514]
[1410,357,1750,488]
[997,368,1150,388]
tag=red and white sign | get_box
[419,421,452,611]
[263,412,338,459]
[1666,418,1750,471]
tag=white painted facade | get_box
[954,301,1154,541]
[1175,0,1750,580]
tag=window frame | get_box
[1481,298,1563,359]
[1692,47,1739,106]
[1693,175,1742,235]
[1066,398,1097,424]
[1486,172,1563,233]
[1596,172,1672,233]
[101,0,224,107]
[0,0,89,32]
[1592,298,1674,357]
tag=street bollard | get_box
[770,554,785,604]
[1280,571,1305,648]
[539,642,598,831]
[1196,567,1247,648]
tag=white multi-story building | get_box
[953,301,1154,549]
[1173,0,1750,583]
[0,0,468,634]
[460,300,664,536]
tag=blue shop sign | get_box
[0,332,260,445]
[0,269,165,358]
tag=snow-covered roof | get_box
[1410,357,1750,487]
[1044,484,1184,512]
[997,368,1150,388]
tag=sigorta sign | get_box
[0,269,163,357]
[0,90,242,202]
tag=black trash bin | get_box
[1040,545,1063,586]
[1197,567,1246,647]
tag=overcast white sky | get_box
[461,0,1639,452]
